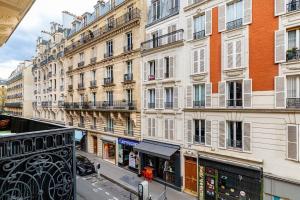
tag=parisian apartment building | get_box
[5,0,300,199]
[0,79,7,111]
[4,61,33,118]
[32,22,66,124]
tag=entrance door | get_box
[185,157,197,194]
[93,136,97,155]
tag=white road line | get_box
[113,197,119,200]
[98,187,103,191]
[92,188,98,193]
[105,192,110,196]
[92,182,97,186]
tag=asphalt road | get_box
[76,173,137,200]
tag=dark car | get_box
[76,155,96,176]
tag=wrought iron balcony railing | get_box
[193,30,205,40]
[104,77,114,85]
[78,61,85,68]
[90,57,97,64]
[287,98,300,108]
[227,99,243,107]
[90,80,97,88]
[141,29,184,51]
[286,49,300,61]
[5,102,23,108]
[123,44,133,53]
[58,101,64,108]
[287,0,300,12]
[124,73,133,82]
[78,83,85,90]
[226,18,243,31]
[164,102,173,109]
[193,100,205,108]
[104,52,113,58]
[64,101,136,110]
[68,85,73,91]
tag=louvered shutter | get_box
[158,58,164,79]
[173,86,179,109]
[169,119,174,140]
[146,33,151,49]
[218,4,226,32]
[235,40,242,68]
[219,82,226,108]
[287,125,298,160]
[205,9,212,36]
[219,121,226,149]
[227,42,234,69]
[144,89,148,109]
[243,79,252,108]
[155,88,159,109]
[186,119,193,144]
[168,25,172,43]
[152,118,156,137]
[159,87,164,109]
[169,56,175,78]
[193,49,199,74]
[243,0,252,25]
[186,85,193,108]
[205,120,212,146]
[165,119,169,139]
[199,48,205,72]
[275,0,286,16]
[205,83,212,108]
[243,122,251,152]
[148,118,152,136]
[187,17,193,41]
[275,30,286,63]
[158,29,163,46]
[275,76,286,108]
[143,62,148,81]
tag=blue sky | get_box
[0,0,96,79]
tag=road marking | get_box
[92,188,98,193]
[98,187,103,191]
[105,192,110,196]
[113,197,119,200]
[92,182,97,186]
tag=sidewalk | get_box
[77,151,197,200]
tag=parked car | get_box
[76,155,96,176]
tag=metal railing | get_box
[90,57,97,64]
[148,102,155,109]
[68,85,73,91]
[148,5,179,24]
[141,29,184,51]
[193,100,205,108]
[104,52,113,58]
[164,102,173,109]
[227,99,243,107]
[226,18,243,31]
[104,127,114,133]
[4,102,23,108]
[227,139,242,149]
[287,98,300,108]
[287,0,300,12]
[78,61,85,68]
[58,101,64,108]
[193,30,205,40]
[78,123,85,128]
[64,101,136,110]
[78,83,85,89]
[286,49,300,61]
[90,80,97,87]
[104,77,113,85]
[124,73,133,82]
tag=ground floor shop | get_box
[134,140,182,190]
[102,140,116,164]
[118,138,139,171]
[197,157,263,200]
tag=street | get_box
[76,173,137,200]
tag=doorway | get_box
[93,136,97,155]
[184,157,197,194]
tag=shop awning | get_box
[133,140,180,160]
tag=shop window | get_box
[227,121,243,149]
[194,119,205,144]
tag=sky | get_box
[0,0,97,80]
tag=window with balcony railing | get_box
[287,75,300,108]
[147,0,179,25]
[287,29,300,61]
[226,1,243,30]
[227,121,243,149]
[194,15,205,40]
[227,81,243,107]
[194,84,205,108]
[287,0,300,12]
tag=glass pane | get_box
[288,30,297,50]
[194,85,199,101]
[236,82,243,100]
[236,122,242,148]
[228,122,234,147]
[227,3,234,22]
[236,1,243,19]
[200,120,205,143]
[287,76,297,98]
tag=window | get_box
[194,84,205,107]
[106,91,113,105]
[149,60,156,80]
[164,57,170,78]
[79,73,84,85]
[106,66,113,80]
[80,94,84,104]
[148,118,156,137]
[227,81,242,107]
[107,116,114,132]
[92,70,96,81]
[92,92,96,106]
[126,89,132,103]
[80,116,84,126]
[106,40,113,57]
[152,0,161,21]
[83,16,87,27]
[225,39,242,69]
[287,75,300,107]
[194,119,205,144]
[287,29,300,61]
[164,119,174,140]
[226,1,243,23]
[127,60,132,74]
[126,32,133,50]
[126,117,133,135]
[79,52,84,62]
[91,47,97,58]
[93,117,97,127]
[151,31,159,48]
[194,15,205,39]
[165,88,173,109]
[107,17,114,29]
[148,89,155,108]
[227,121,242,149]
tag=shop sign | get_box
[118,138,139,147]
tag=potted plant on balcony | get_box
[287,47,298,61]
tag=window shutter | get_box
[199,48,205,72]
[205,120,212,146]
[287,125,298,160]
[152,118,156,137]
[169,56,175,78]
[188,0,193,5]
[168,25,172,43]
[146,33,151,49]
[227,42,234,69]
[243,0,252,25]
[159,87,164,109]
[143,62,147,81]
[148,118,152,137]
[144,89,148,109]
[173,86,179,109]
[218,82,226,108]
[187,17,193,41]
[155,88,159,109]
[275,0,286,16]
[169,119,174,140]
[205,83,212,108]
[235,40,242,68]
[275,76,286,108]
[275,30,286,63]
[218,4,226,32]
[186,85,193,108]
[193,49,199,74]
[205,9,212,36]
[219,121,226,149]
[158,30,163,46]
[165,119,169,139]
[243,122,251,152]
[243,79,252,108]
[158,58,164,79]
[186,119,193,144]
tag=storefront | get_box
[198,157,263,200]
[118,138,139,171]
[134,140,181,190]
[102,137,116,164]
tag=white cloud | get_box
[0,60,22,79]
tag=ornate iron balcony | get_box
[64,101,136,111]
[78,83,85,90]
[286,49,300,61]
[287,1,300,12]
[90,57,97,64]
[193,30,205,40]
[287,98,300,108]
[90,80,97,88]
[5,102,23,108]
[124,73,133,82]
[123,44,133,53]
[104,77,114,85]
[78,61,85,68]
[226,18,243,31]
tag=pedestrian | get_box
[95,162,101,179]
